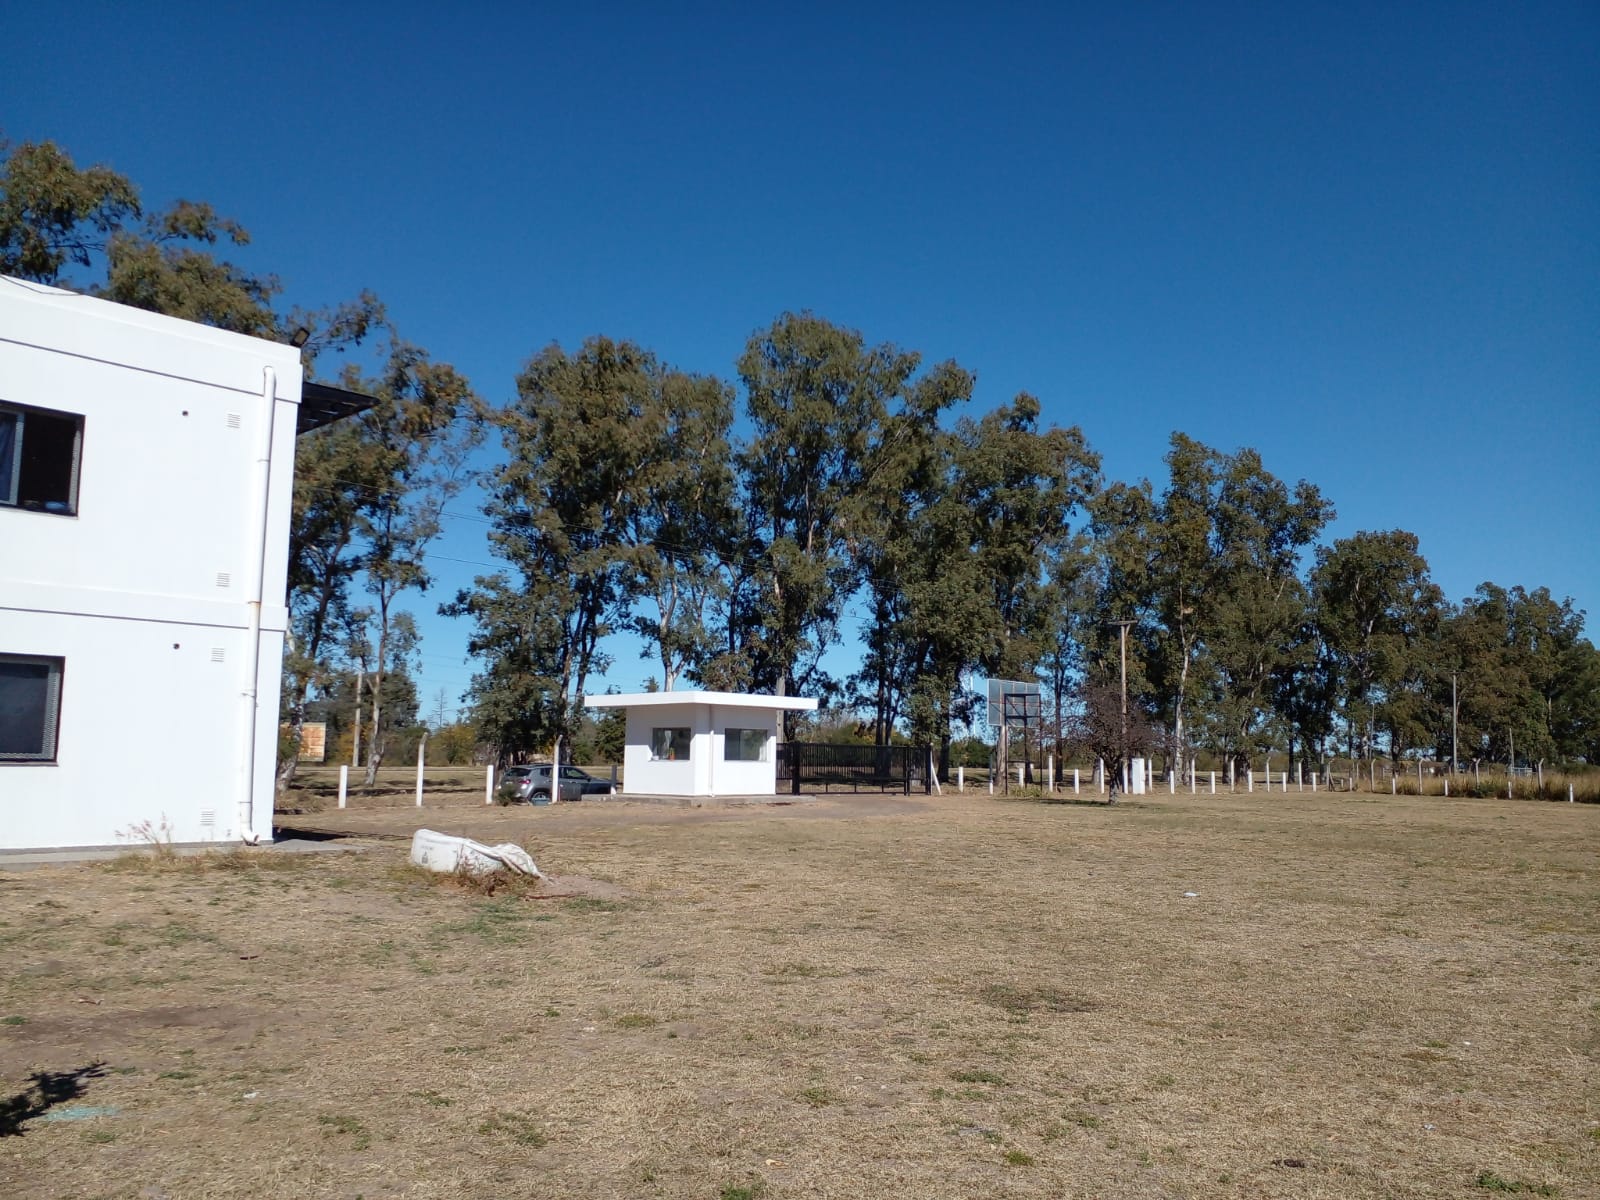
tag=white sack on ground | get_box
[410,828,541,877]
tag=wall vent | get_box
[210,648,226,663]
[199,809,216,828]
[215,572,232,588]
[226,412,243,429]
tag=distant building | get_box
[581,690,818,798]
[0,278,371,853]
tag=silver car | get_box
[499,764,614,804]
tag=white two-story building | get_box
[0,278,367,853]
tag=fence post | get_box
[1569,783,1575,803]
[1073,767,1080,795]
[338,764,348,809]
[1209,770,1216,794]
[1047,757,1055,792]
[1264,755,1271,793]
[485,764,495,805]
[1016,764,1024,788]
[1444,776,1449,797]
[957,765,964,793]
[1311,771,1318,792]
[1246,767,1253,793]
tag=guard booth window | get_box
[0,403,85,515]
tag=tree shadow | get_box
[0,1062,108,1136]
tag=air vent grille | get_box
[210,648,226,663]
[226,413,242,429]
[215,572,231,588]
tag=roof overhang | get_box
[297,380,379,434]
[582,690,818,712]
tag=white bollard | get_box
[1391,775,1396,795]
[1569,783,1575,803]
[485,763,495,805]
[1312,771,1318,792]
[338,764,348,809]
[1047,757,1055,792]
[957,765,964,793]
[1017,764,1025,788]
[1073,768,1080,795]
[415,738,426,807]
[1169,770,1175,795]
[1444,776,1449,797]
[1247,768,1254,793]
[1098,757,1106,795]
[1210,770,1216,794]
[1264,756,1271,793]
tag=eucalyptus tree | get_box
[736,313,915,717]
[619,367,739,690]
[1197,448,1332,769]
[451,337,732,760]
[1310,530,1444,765]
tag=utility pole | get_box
[1451,671,1458,774]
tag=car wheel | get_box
[528,788,551,805]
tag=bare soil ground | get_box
[2,790,1596,1199]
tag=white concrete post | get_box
[1227,759,1234,789]
[1444,776,1449,796]
[1147,760,1154,790]
[1391,775,1396,795]
[415,736,426,807]
[1264,755,1271,792]
[957,765,964,793]
[1047,758,1055,792]
[485,763,495,805]
[1312,771,1318,792]
[1169,770,1175,794]
[1073,768,1080,795]
[1017,764,1025,788]
[1098,757,1106,794]
[338,764,348,809]
[1189,760,1196,795]
[1209,770,1216,794]
[1247,768,1253,793]
[1569,783,1575,803]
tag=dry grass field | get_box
[2,789,1596,1199]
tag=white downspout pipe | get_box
[237,365,280,844]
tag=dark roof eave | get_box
[296,381,378,435]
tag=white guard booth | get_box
[581,690,818,798]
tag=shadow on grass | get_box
[0,1062,108,1136]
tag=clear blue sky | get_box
[6,3,1596,719]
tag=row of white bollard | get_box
[334,760,499,810]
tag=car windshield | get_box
[561,767,591,779]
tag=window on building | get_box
[650,727,691,762]
[0,654,64,762]
[724,728,768,762]
[0,403,85,515]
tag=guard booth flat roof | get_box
[582,690,818,712]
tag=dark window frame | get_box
[0,653,65,763]
[0,401,85,517]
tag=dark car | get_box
[498,764,615,804]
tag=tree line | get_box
[6,138,1596,784]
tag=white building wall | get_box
[1,283,301,850]
[618,701,781,797]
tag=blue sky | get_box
[6,3,1596,719]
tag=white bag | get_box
[409,828,541,877]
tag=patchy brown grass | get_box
[2,790,1597,1198]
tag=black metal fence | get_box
[776,742,932,795]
